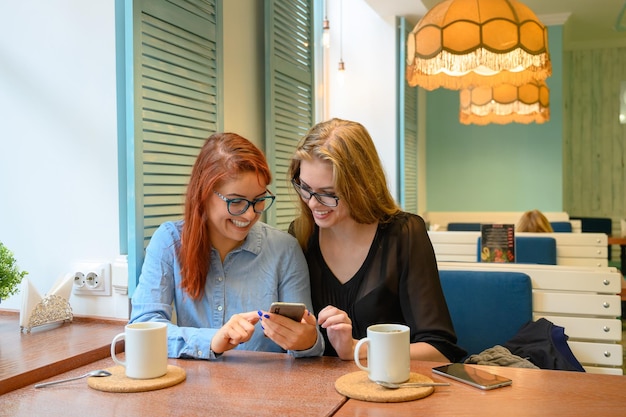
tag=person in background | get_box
[130,132,323,359]
[287,118,466,362]
[517,209,554,233]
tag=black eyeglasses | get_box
[213,190,275,216]
[291,178,339,207]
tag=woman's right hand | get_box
[317,305,355,360]
[210,311,260,354]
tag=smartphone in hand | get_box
[269,302,306,322]
[432,363,512,390]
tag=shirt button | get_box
[218,276,223,282]
[198,350,203,356]
[217,305,223,311]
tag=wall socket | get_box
[72,262,111,296]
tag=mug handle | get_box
[110,332,126,367]
[354,337,369,371]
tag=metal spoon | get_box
[375,380,450,389]
[34,370,112,388]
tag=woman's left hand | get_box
[259,309,318,351]
[317,305,355,360]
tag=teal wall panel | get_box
[425,26,563,213]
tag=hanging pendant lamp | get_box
[406,0,551,91]
[459,79,549,125]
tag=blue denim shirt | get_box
[130,220,324,359]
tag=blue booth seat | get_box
[550,221,572,232]
[477,236,557,265]
[439,270,533,357]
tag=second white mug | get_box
[111,322,168,379]
[354,323,410,383]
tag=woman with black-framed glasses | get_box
[288,118,466,363]
[130,133,323,360]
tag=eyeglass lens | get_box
[214,190,275,215]
[227,197,272,215]
[292,180,339,207]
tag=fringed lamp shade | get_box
[459,80,549,125]
[407,0,551,91]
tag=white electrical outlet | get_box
[72,262,112,296]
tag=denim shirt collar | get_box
[235,222,264,256]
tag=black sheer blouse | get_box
[305,212,467,362]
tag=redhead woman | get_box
[288,118,465,362]
[130,132,323,359]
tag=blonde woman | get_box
[517,209,554,233]
[288,118,466,362]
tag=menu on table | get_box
[480,224,515,263]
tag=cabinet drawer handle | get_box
[604,351,611,358]
[603,326,610,332]
[603,302,610,308]
[603,279,610,286]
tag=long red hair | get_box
[179,132,272,299]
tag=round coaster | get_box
[87,365,186,393]
[335,371,435,403]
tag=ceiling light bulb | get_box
[323,19,330,48]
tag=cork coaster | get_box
[87,365,186,393]
[335,371,435,403]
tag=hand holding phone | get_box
[268,302,306,322]
[432,363,512,390]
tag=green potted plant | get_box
[0,241,28,301]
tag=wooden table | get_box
[0,310,126,395]
[1,351,353,417]
[4,351,626,417]
[334,362,626,417]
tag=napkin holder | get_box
[20,273,74,333]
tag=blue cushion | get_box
[439,270,533,357]
[550,221,572,232]
[477,236,557,265]
[447,222,481,231]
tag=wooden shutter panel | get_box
[398,17,418,214]
[128,0,221,293]
[264,0,315,231]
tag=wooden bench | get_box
[429,231,609,267]
[437,261,623,375]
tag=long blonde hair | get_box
[517,209,554,233]
[288,118,399,250]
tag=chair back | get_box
[569,216,613,260]
[550,221,572,232]
[439,270,533,358]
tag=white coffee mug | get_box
[354,323,410,383]
[111,322,168,379]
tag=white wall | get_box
[222,0,264,144]
[0,0,125,318]
[324,0,400,198]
